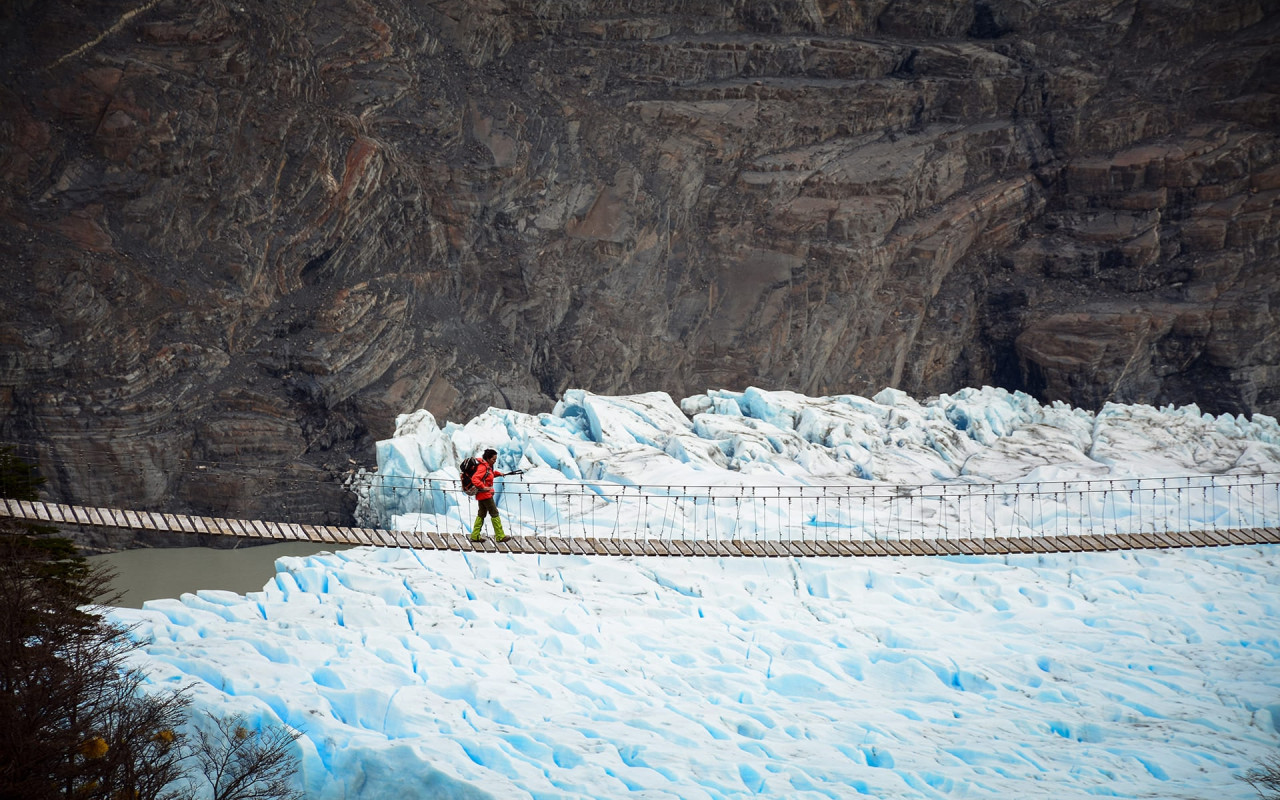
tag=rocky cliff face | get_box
[1,0,1277,522]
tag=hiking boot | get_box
[496,533,509,543]
[469,533,484,542]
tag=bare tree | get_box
[81,670,191,800]
[0,518,193,800]
[192,715,304,800]
[1244,753,1280,800]
[1,448,303,800]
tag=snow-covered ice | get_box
[105,387,1280,799]
[352,386,1280,542]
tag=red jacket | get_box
[472,460,502,501]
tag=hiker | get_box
[469,448,508,543]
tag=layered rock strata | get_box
[0,0,1277,522]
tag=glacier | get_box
[351,386,1280,541]
[104,386,1280,799]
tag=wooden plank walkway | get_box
[3,498,1279,556]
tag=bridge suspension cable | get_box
[5,441,1280,545]
[353,472,1280,544]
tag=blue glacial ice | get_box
[104,387,1280,799]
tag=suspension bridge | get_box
[4,472,1280,556]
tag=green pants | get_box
[471,497,505,538]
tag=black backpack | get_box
[460,457,481,495]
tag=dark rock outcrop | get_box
[1,0,1277,522]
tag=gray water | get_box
[88,543,350,609]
